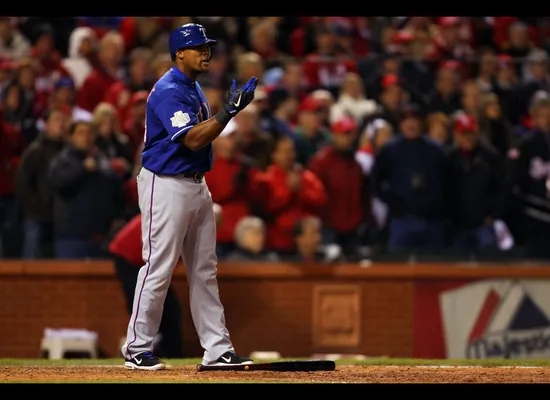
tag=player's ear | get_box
[176,50,184,61]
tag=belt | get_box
[181,171,205,181]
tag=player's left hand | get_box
[224,77,258,116]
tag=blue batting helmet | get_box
[169,23,217,61]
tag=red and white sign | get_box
[440,280,550,359]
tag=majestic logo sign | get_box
[440,280,550,359]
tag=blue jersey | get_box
[141,67,213,175]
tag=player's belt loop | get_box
[192,172,204,183]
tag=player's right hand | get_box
[224,77,258,116]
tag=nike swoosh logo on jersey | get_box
[222,356,232,362]
[135,358,142,364]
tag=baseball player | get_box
[121,23,258,370]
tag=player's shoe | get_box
[207,351,255,366]
[124,351,166,370]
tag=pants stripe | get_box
[126,174,156,358]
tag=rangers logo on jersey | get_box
[171,110,190,128]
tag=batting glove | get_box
[224,77,259,116]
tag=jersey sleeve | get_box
[155,94,199,142]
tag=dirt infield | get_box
[1,364,550,383]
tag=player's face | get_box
[182,44,212,72]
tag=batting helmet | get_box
[169,23,217,61]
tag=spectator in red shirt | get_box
[122,90,148,161]
[293,96,332,166]
[425,17,475,62]
[28,23,71,99]
[1,79,37,145]
[302,24,358,93]
[104,46,154,124]
[308,116,369,256]
[0,104,25,258]
[208,125,261,258]
[252,135,327,254]
[76,31,125,113]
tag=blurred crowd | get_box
[3,16,550,262]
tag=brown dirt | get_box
[1,365,550,383]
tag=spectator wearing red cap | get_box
[445,113,507,252]
[103,47,154,125]
[371,103,449,253]
[207,123,261,258]
[293,96,332,166]
[76,31,125,113]
[308,116,369,256]
[425,64,463,116]
[251,135,327,254]
[425,17,475,62]
[361,31,432,106]
[363,73,406,133]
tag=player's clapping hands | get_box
[223,77,258,116]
